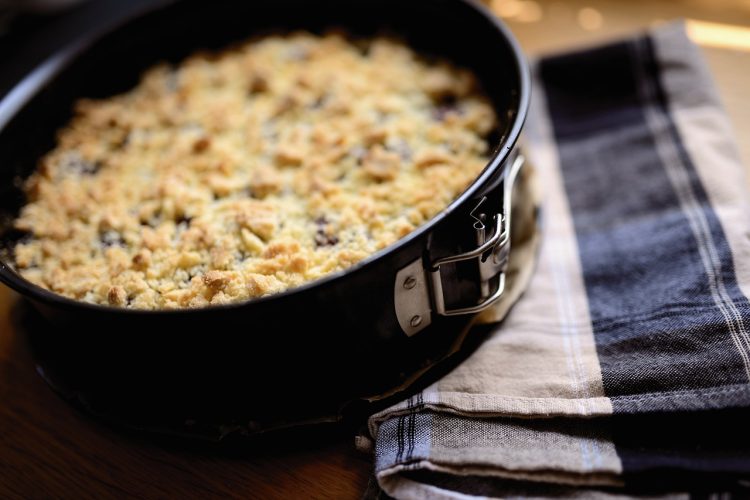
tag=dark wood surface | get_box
[0,285,372,499]
[2,1,749,498]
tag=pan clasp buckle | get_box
[429,209,509,317]
[394,155,523,335]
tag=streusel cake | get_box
[12,33,497,309]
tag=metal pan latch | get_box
[394,155,524,336]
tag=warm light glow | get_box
[491,0,543,23]
[516,1,543,23]
[491,0,523,19]
[687,19,750,52]
[577,7,603,31]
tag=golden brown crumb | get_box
[248,73,269,94]
[12,32,497,309]
[192,136,211,153]
[107,286,127,306]
[203,270,230,290]
[414,148,455,169]
[362,145,401,182]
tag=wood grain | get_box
[0,288,371,499]
[2,1,749,498]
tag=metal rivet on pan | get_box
[403,276,417,289]
[410,315,422,327]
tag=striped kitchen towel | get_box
[367,23,750,498]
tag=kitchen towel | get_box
[367,22,750,498]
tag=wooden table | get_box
[0,281,373,499]
[1,1,748,498]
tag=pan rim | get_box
[0,0,530,316]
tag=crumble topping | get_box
[12,32,497,309]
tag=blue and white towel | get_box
[367,23,750,498]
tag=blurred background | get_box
[1,0,749,164]
[489,0,750,167]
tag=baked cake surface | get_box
[12,33,497,309]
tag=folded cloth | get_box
[367,23,750,498]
